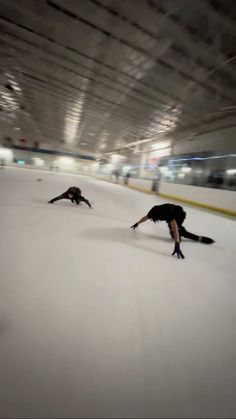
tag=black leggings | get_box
[179,226,201,241]
[168,211,200,242]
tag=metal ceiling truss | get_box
[0,0,236,155]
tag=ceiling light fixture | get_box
[226,169,236,175]
[58,157,75,165]
[181,166,192,174]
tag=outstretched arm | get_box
[131,215,148,229]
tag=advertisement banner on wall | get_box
[147,155,159,170]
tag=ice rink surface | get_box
[1,167,236,418]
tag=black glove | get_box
[131,223,139,230]
[172,242,185,259]
[48,200,54,204]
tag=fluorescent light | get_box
[32,157,44,167]
[181,166,192,173]
[151,140,171,150]
[64,92,85,144]
[58,157,75,165]
[226,169,236,175]
[0,147,13,162]
[170,154,236,163]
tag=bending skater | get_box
[131,203,214,259]
[48,186,92,208]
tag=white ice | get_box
[1,167,236,418]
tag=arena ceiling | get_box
[0,0,236,155]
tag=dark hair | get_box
[150,217,159,223]
[148,207,160,223]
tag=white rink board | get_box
[160,181,236,212]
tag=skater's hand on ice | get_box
[172,242,185,259]
[131,223,138,230]
[48,200,53,204]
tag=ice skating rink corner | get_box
[1,168,236,418]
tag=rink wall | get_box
[1,155,235,216]
[96,174,236,217]
[159,182,236,217]
[0,147,96,175]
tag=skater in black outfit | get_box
[131,203,214,259]
[48,186,92,208]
